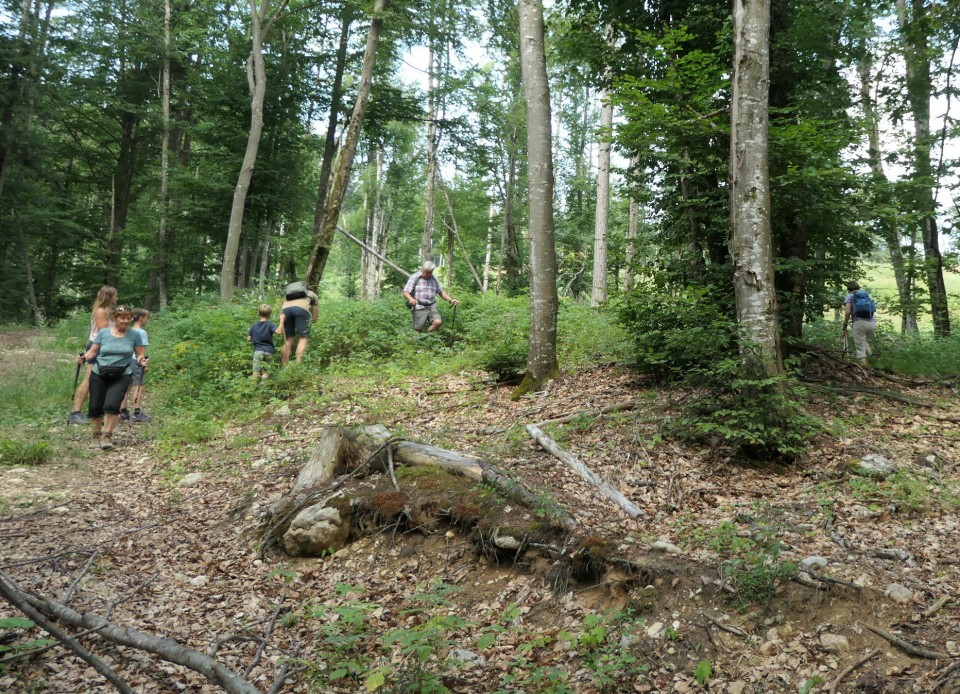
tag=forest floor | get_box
[1,329,959,693]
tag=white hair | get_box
[421,261,436,272]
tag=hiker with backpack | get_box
[402,261,459,333]
[843,281,876,366]
[279,280,318,364]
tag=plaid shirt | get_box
[404,272,442,306]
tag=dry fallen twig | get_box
[702,613,749,638]
[923,596,951,619]
[829,649,880,694]
[862,622,952,660]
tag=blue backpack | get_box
[852,289,875,319]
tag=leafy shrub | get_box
[616,285,820,459]
[614,283,735,380]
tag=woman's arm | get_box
[93,307,110,330]
[78,343,100,364]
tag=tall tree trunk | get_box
[498,123,521,294]
[897,0,949,336]
[516,0,560,395]
[150,0,172,310]
[421,40,440,263]
[220,0,269,301]
[258,214,274,299]
[482,201,494,293]
[305,0,388,289]
[858,52,917,333]
[730,0,782,376]
[310,4,353,250]
[591,91,612,306]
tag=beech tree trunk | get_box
[151,0,172,310]
[591,91,612,306]
[421,38,440,263]
[305,0,387,289]
[516,0,560,394]
[219,0,269,301]
[730,0,782,376]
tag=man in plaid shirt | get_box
[402,261,459,332]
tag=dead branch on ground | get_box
[526,424,646,519]
[862,622,952,660]
[829,649,880,694]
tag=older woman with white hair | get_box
[402,261,459,332]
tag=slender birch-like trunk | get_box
[591,91,612,306]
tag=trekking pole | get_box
[446,304,457,347]
[72,352,83,397]
[842,329,849,357]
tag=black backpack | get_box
[285,281,309,301]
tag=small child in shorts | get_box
[123,308,152,422]
[247,304,279,381]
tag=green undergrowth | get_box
[295,580,651,693]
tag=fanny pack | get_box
[97,362,128,378]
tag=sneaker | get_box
[100,432,114,450]
[132,412,151,423]
[68,411,88,425]
[119,409,131,422]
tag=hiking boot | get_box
[68,411,88,425]
[132,412,151,423]
[119,409,131,422]
[100,432,114,450]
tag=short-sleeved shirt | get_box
[133,327,149,348]
[281,290,318,313]
[93,328,145,376]
[248,320,278,353]
[404,272,443,306]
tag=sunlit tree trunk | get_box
[730,0,782,376]
[305,0,387,288]
[896,0,949,336]
[483,201,494,292]
[858,52,917,333]
[220,0,269,301]
[421,39,439,263]
[516,0,560,395]
[591,91,612,306]
[151,0,172,310]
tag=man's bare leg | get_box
[295,337,309,361]
[281,338,294,365]
[427,319,442,332]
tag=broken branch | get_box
[862,622,951,660]
[526,424,646,519]
[829,649,880,694]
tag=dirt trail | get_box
[0,331,958,693]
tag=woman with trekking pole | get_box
[76,305,148,450]
[68,286,117,424]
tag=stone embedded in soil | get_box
[651,540,682,554]
[178,472,206,487]
[852,453,896,478]
[819,633,850,652]
[800,556,828,572]
[884,583,914,604]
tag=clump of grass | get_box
[0,439,52,466]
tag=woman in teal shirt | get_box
[77,306,148,450]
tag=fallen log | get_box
[0,573,265,694]
[356,425,578,532]
[526,424,646,519]
[862,622,951,660]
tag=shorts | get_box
[129,360,146,386]
[282,306,311,338]
[252,350,273,372]
[84,341,96,365]
[412,304,441,331]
